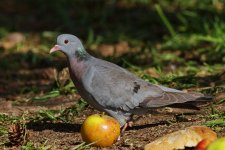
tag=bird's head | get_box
[50,34,87,59]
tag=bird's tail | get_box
[181,92,213,107]
[140,91,213,109]
[187,92,213,100]
[165,92,212,111]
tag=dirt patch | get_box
[1,101,225,149]
[0,67,225,150]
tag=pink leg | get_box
[121,123,128,133]
[121,121,134,133]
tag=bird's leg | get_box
[121,115,144,134]
[118,121,133,140]
[121,121,133,133]
[118,115,141,140]
[121,122,128,134]
[121,115,134,134]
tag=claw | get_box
[128,121,134,127]
[121,121,133,134]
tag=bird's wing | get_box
[82,59,205,112]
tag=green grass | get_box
[22,141,53,150]
[22,141,92,150]
[0,99,88,148]
[0,0,225,149]
[29,99,88,123]
[205,106,225,128]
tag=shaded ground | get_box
[0,1,225,149]
[0,63,224,150]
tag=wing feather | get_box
[82,58,208,112]
[82,59,163,111]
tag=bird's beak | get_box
[50,45,61,54]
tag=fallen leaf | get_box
[145,68,160,78]
[114,41,129,56]
[93,41,131,57]
[144,126,217,150]
[0,32,25,50]
[96,44,114,57]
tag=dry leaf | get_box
[94,41,130,57]
[97,44,114,57]
[0,32,25,50]
[146,68,160,78]
[114,41,129,57]
[144,126,217,150]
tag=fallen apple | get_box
[207,137,225,150]
[80,114,120,147]
[196,139,211,150]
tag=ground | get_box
[0,1,225,149]
[0,59,224,150]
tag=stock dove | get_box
[50,34,211,130]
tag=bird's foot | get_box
[121,121,133,134]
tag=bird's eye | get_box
[64,39,69,44]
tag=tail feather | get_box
[140,91,212,108]
[188,92,213,101]
[187,92,213,106]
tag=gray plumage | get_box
[50,34,211,127]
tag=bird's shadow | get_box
[128,120,172,131]
[26,120,170,133]
[26,118,188,133]
[26,121,82,133]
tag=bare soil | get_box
[0,67,225,150]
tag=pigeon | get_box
[50,34,211,130]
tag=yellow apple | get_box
[207,137,225,150]
[80,114,120,147]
